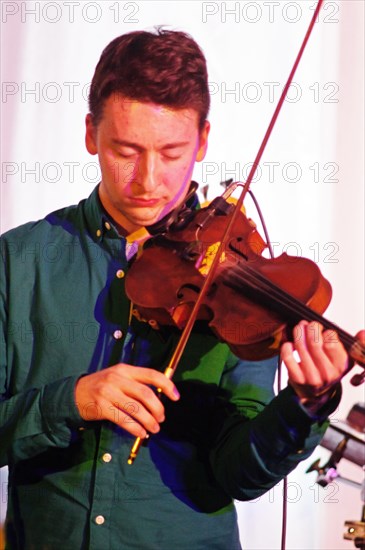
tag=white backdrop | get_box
[1,1,364,549]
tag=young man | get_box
[0,29,359,549]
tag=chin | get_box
[128,209,162,227]
[126,214,159,231]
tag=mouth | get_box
[127,197,161,207]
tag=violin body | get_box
[125,203,333,360]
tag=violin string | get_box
[225,262,355,349]
[223,261,359,352]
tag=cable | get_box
[248,189,288,550]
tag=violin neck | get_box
[316,318,365,370]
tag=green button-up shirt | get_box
[0,187,333,549]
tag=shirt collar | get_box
[83,186,150,261]
[84,184,124,243]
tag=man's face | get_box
[85,96,210,234]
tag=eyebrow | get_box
[111,139,190,151]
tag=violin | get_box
[125,189,365,368]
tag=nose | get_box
[135,152,159,194]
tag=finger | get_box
[116,402,160,436]
[105,399,148,438]
[292,321,324,386]
[353,330,365,369]
[119,365,180,402]
[303,324,347,383]
[120,378,166,421]
[102,388,161,438]
[321,329,348,377]
[281,341,306,385]
[109,386,167,436]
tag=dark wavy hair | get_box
[88,28,210,130]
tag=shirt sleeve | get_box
[0,241,86,467]
[209,353,340,501]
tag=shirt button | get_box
[102,452,112,463]
[95,515,105,525]
[116,269,125,279]
[96,229,102,238]
[104,222,111,230]
[113,330,123,340]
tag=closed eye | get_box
[162,152,182,160]
[118,152,138,159]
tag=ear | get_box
[85,113,98,155]
[196,120,210,162]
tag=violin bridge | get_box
[196,241,226,276]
